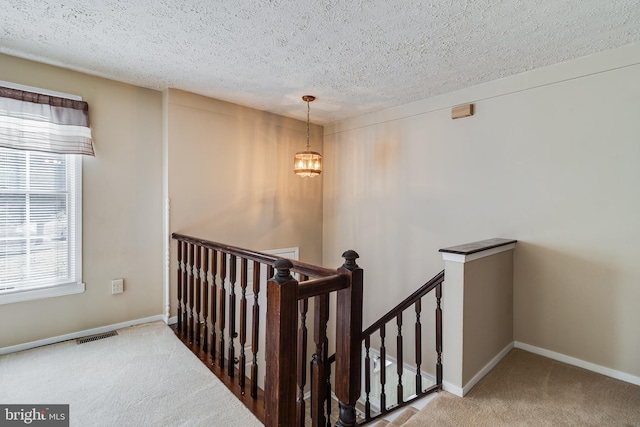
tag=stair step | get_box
[387,406,419,426]
[372,420,389,427]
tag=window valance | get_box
[0,86,94,156]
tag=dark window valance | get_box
[0,86,94,156]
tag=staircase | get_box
[372,407,419,427]
[370,392,438,427]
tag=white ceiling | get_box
[1,1,639,124]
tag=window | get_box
[0,147,83,303]
[0,83,93,304]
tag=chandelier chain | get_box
[306,99,310,151]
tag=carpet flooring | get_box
[4,325,639,427]
[0,322,263,427]
[402,349,640,426]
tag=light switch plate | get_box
[111,279,124,294]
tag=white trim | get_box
[0,80,83,100]
[0,281,85,305]
[263,247,300,279]
[461,342,514,396]
[442,381,464,397]
[166,315,178,325]
[164,200,169,319]
[263,246,300,258]
[441,243,516,263]
[73,153,83,296]
[0,315,166,355]
[514,341,640,387]
[162,89,171,330]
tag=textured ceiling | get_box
[1,1,639,124]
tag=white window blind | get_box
[0,147,81,294]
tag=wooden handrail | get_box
[172,233,336,278]
[298,274,349,299]
[362,269,444,336]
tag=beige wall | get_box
[323,44,640,378]
[0,57,324,348]
[166,89,323,317]
[0,54,164,347]
[462,251,514,384]
[442,248,514,393]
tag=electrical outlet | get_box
[111,279,124,294]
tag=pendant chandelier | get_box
[294,95,322,177]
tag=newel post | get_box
[265,259,299,427]
[335,250,364,427]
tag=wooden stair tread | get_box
[388,406,419,426]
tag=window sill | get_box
[0,282,85,305]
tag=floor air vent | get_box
[76,330,118,344]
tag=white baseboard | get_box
[446,341,640,396]
[166,315,178,325]
[442,381,463,397]
[0,315,166,356]
[389,340,640,402]
[463,342,514,396]
[443,342,514,397]
[514,341,640,387]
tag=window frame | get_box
[0,82,85,305]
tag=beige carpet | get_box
[402,349,640,426]
[0,321,263,427]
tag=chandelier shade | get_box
[294,150,322,177]
[294,95,322,177]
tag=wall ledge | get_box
[440,238,517,263]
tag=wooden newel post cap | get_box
[341,250,360,271]
[273,258,294,282]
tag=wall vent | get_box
[76,330,118,344]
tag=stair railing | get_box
[172,233,363,427]
[359,270,444,424]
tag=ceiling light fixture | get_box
[294,95,322,178]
